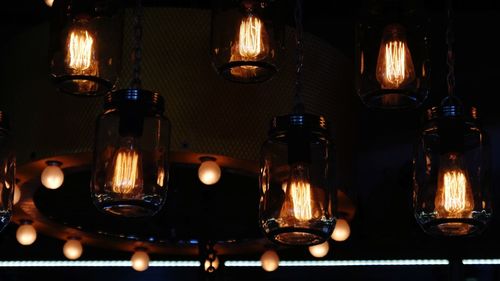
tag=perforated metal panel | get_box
[0,8,354,180]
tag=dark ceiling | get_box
[1,1,500,281]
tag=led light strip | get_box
[0,261,200,267]
[462,259,500,265]
[225,259,450,267]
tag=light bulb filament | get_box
[111,150,141,194]
[290,180,313,221]
[238,15,264,60]
[442,170,468,214]
[68,30,94,71]
[384,41,406,87]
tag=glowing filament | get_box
[111,150,141,194]
[384,41,406,87]
[238,16,264,60]
[290,179,313,221]
[442,170,468,214]
[68,30,94,72]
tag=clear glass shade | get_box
[91,89,170,217]
[259,114,335,246]
[211,0,284,83]
[0,112,15,233]
[355,4,430,109]
[413,105,491,236]
[49,0,123,96]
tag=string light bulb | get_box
[13,184,21,205]
[204,255,219,272]
[331,219,351,242]
[131,248,149,272]
[16,221,37,246]
[63,238,83,260]
[41,161,64,190]
[308,241,329,258]
[260,249,279,272]
[198,157,221,185]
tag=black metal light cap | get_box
[104,88,165,114]
[269,113,329,136]
[425,96,477,121]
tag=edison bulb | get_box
[63,239,83,260]
[376,24,415,90]
[16,224,37,246]
[105,137,143,195]
[198,160,221,185]
[435,152,474,218]
[41,162,64,189]
[260,249,279,272]
[280,163,314,221]
[308,241,329,258]
[331,219,350,242]
[13,184,21,205]
[204,256,219,272]
[131,250,149,272]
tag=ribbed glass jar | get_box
[91,89,170,217]
[259,114,335,246]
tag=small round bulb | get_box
[41,161,64,189]
[198,159,221,185]
[204,256,219,272]
[308,241,329,258]
[16,223,37,246]
[260,249,279,272]
[63,239,83,260]
[331,218,351,242]
[13,184,21,205]
[44,0,54,7]
[131,250,149,272]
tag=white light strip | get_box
[225,259,449,267]
[462,259,500,265]
[0,261,200,267]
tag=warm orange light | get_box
[204,256,219,272]
[280,163,314,221]
[107,148,143,195]
[331,219,350,242]
[376,25,415,89]
[260,249,279,272]
[435,153,474,218]
[65,28,98,92]
[308,241,329,258]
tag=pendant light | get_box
[210,0,284,83]
[413,2,491,236]
[49,0,123,96]
[259,0,335,246]
[355,0,430,109]
[90,0,170,217]
[0,111,15,233]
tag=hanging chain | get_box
[446,0,455,97]
[293,0,305,113]
[131,0,143,88]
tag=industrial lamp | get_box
[355,1,430,109]
[211,0,284,83]
[413,4,491,236]
[90,1,170,217]
[0,111,15,232]
[49,0,123,96]
[259,0,335,246]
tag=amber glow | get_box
[65,28,98,92]
[229,14,269,78]
[376,25,415,89]
[435,153,474,218]
[107,148,143,195]
[280,164,314,221]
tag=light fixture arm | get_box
[293,0,305,114]
[131,0,143,89]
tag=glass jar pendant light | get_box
[0,111,15,232]
[259,0,335,246]
[355,1,430,109]
[49,0,123,96]
[211,0,284,83]
[413,4,491,236]
[90,0,170,217]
